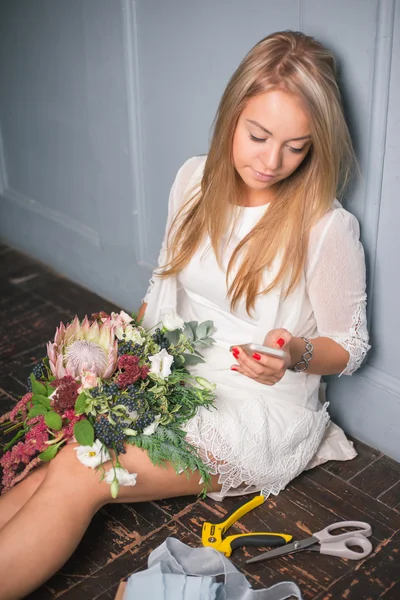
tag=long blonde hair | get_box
[162,31,356,314]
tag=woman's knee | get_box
[44,444,111,508]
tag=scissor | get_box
[246,520,373,564]
[202,495,292,557]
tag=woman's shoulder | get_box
[174,155,207,193]
[307,202,362,276]
[310,201,361,246]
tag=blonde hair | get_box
[162,31,356,313]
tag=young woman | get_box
[0,31,369,598]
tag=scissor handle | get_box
[320,534,373,560]
[314,521,372,543]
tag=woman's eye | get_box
[249,133,266,143]
[288,146,305,154]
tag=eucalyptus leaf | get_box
[73,419,95,446]
[182,353,206,366]
[44,411,63,431]
[187,321,198,336]
[29,374,47,396]
[27,405,48,419]
[202,320,214,335]
[38,445,59,462]
[183,324,194,341]
[165,329,180,346]
[195,322,208,340]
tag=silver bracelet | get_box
[292,337,314,372]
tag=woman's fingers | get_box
[230,346,286,384]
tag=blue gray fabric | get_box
[123,537,303,600]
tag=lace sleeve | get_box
[306,207,371,375]
[142,156,206,304]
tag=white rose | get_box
[143,414,161,436]
[149,348,174,379]
[74,439,111,469]
[115,324,145,345]
[162,311,185,331]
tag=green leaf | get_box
[202,320,214,335]
[123,428,137,436]
[183,324,194,341]
[31,394,51,409]
[74,419,94,446]
[186,321,198,336]
[27,405,48,419]
[29,373,47,396]
[44,411,63,431]
[164,329,180,346]
[3,429,25,452]
[74,392,87,414]
[196,322,208,339]
[38,445,59,462]
[182,353,205,366]
[45,383,55,397]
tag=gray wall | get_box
[0,0,399,460]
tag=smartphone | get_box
[230,343,288,359]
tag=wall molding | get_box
[121,0,153,266]
[2,187,101,248]
[359,364,400,399]
[0,123,7,195]
[362,0,395,326]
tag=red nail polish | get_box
[232,352,239,359]
[252,353,261,360]
[231,366,238,371]
[231,347,239,353]
[277,338,285,348]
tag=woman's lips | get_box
[252,169,276,181]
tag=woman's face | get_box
[232,89,312,205]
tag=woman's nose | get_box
[261,145,282,171]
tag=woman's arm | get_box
[287,335,349,375]
[137,303,147,323]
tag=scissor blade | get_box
[246,536,318,564]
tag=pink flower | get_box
[78,370,100,392]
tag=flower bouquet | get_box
[0,310,216,498]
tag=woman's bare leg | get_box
[0,443,221,600]
[0,464,48,530]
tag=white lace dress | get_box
[143,156,370,500]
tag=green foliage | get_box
[74,419,94,446]
[75,392,88,414]
[38,444,60,462]
[44,411,63,431]
[129,425,211,496]
[29,374,47,396]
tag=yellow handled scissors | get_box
[202,495,292,557]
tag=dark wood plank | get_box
[178,498,325,598]
[102,501,171,538]
[45,509,140,597]
[0,372,28,401]
[378,482,400,511]
[153,495,198,517]
[349,456,400,499]
[323,438,382,481]
[314,529,400,599]
[57,520,200,599]
[0,305,71,360]
[296,469,400,539]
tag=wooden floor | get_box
[0,244,399,600]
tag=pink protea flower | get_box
[46,315,118,380]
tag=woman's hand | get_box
[230,328,292,386]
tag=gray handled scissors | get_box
[246,520,373,564]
